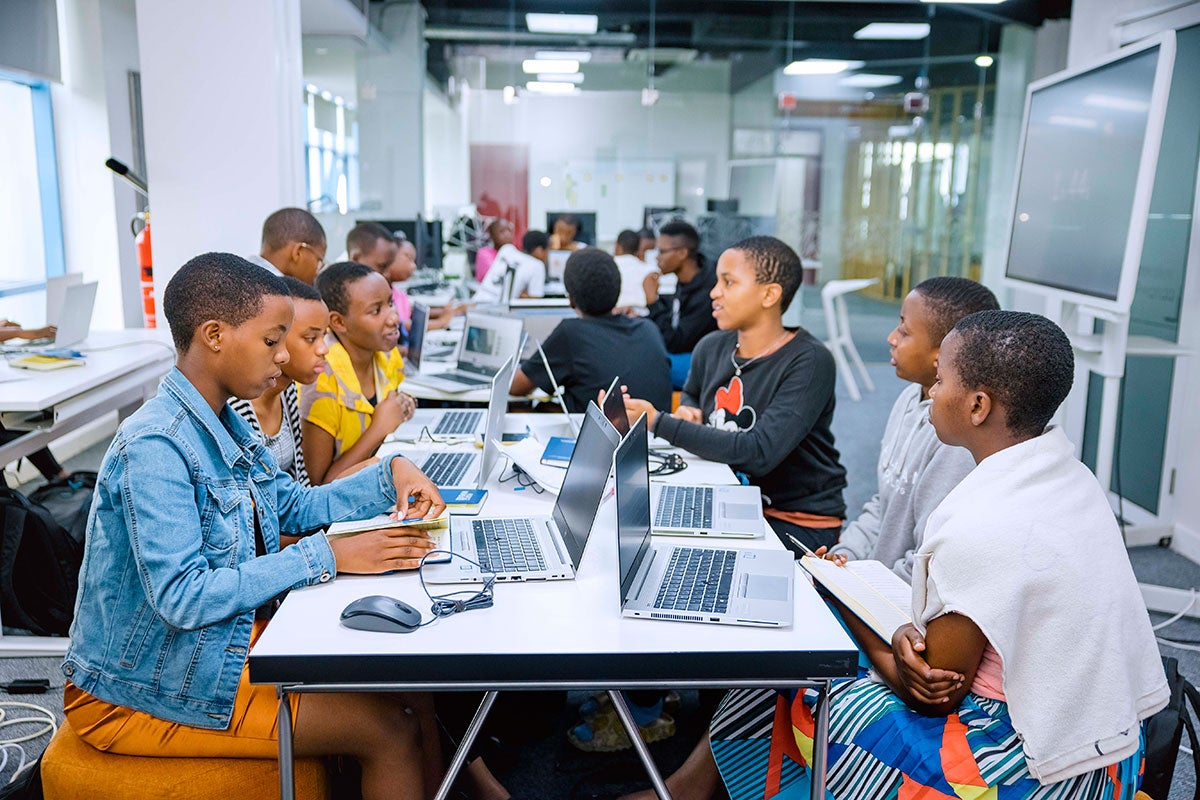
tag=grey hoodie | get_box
[830,382,975,582]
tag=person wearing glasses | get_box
[249,207,327,285]
[645,219,718,388]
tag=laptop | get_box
[651,483,764,538]
[599,376,629,436]
[423,402,621,583]
[412,355,516,489]
[46,274,83,328]
[406,303,455,373]
[615,415,794,627]
[404,311,524,394]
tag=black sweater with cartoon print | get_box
[652,328,847,518]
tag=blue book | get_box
[540,436,576,469]
[443,488,488,515]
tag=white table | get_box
[0,329,175,655]
[250,414,858,800]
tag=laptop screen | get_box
[614,414,654,604]
[600,376,630,436]
[458,312,524,376]
[547,250,570,281]
[479,354,517,486]
[408,303,429,371]
[552,402,621,570]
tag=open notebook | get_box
[800,557,912,641]
[325,512,450,562]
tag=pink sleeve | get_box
[475,247,498,282]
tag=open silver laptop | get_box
[423,402,620,583]
[46,274,84,328]
[651,483,764,538]
[411,355,516,489]
[407,303,455,373]
[404,311,524,394]
[615,415,794,627]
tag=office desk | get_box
[251,416,858,799]
[0,328,175,655]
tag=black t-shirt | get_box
[646,266,719,353]
[519,314,672,413]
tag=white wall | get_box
[423,85,470,215]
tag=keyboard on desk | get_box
[655,486,713,529]
[472,518,547,573]
[653,547,736,614]
[433,410,483,436]
[421,451,477,486]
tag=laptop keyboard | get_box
[653,547,736,614]
[446,372,491,387]
[422,452,476,486]
[472,519,547,573]
[433,410,483,435]
[655,486,714,529]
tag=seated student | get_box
[612,228,659,311]
[473,230,549,304]
[475,219,514,282]
[348,222,411,334]
[645,220,718,388]
[60,253,448,800]
[825,277,998,581]
[548,213,584,251]
[635,228,657,264]
[301,262,415,485]
[230,277,330,487]
[248,207,326,285]
[623,310,1169,800]
[511,248,671,412]
[623,236,846,554]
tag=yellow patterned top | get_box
[299,335,405,457]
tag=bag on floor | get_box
[1141,656,1200,800]
[0,473,94,636]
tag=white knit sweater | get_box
[912,426,1168,784]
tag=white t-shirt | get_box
[474,243,546,303]
[614,254,658,309]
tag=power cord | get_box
[649,450,687,476]
[0,700,59,784]
[500,464,545,493]
[416,550,496,626]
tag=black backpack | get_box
[1142,656,1200,800]
[0,472,94,637]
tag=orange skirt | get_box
[64,620,300,759]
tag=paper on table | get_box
[325,510,449,538]
[800,557,912,641]
[498,436,565,493]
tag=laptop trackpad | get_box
[742,574,789,601]
[720,502,761,521]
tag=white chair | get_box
[821,278,879,402]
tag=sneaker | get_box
[567,704,676,752]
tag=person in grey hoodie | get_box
[826,277,999,581]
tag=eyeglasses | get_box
[657,246,687,256]
[299,242,325,269]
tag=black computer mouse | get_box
[340,595,423,633]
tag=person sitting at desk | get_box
[645,219,718,388]
[475,219,513,282]
[61,253,447,800]
[473,230,549,304]
[248,207,326,285]
[511,248,670,412]
[623,310,1168,800]
[301,262,415,485]
[622,235,847,554]
[549,213,584,251]
[0,320,70,487]
[348,222,412,339]
[613,229,659,312]
[636,228,657,263]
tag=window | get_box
[304,85,359,215]
[0,73,64,295]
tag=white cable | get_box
[1153,588,1198,631]
[0,702,57,743]
[1184,745,1195,756]
[0,743,25,783]
[1157,636,1200,653]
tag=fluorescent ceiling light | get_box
[974,54,994,68]
[1083,93,1149,113]
[522,59,580,74]
[920,0,1004,4]
[784,59,864,76]
[854,23,930,40]
[526,81,580,95]
[536,73,584,84]
[526,13,598,35]
[841,73,903,88]
[535,50,593,63]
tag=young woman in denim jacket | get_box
[61,253,447,800]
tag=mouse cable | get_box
[416,550,497,626]
[648,450,687,476]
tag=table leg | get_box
[608,691,673,800]
[809,681,831,800]
[433,690,500,800]
[277,689,295,800]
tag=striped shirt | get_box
[229,383,311,487]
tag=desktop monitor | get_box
[1003,33,1176,312]
[546,211,596,246]
[643,206,686,232]
[359,218,444,271]
[706,198,739,214]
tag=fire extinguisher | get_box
[131,212,155,329]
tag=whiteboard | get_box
[551,159,676,242]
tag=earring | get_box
[212,344,221,353]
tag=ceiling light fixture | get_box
[526,81,580,95]
[974,54,994,68]
[920,0,1004,4]
[784,59,865,76]
[854,23,931,40]
[522,59,580,74]
[536,72,584,83]
[534,50,593,63]
[841,73,904,88]
[525,13,598,35]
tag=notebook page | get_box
[800,557,913,641]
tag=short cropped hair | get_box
[913,277,1000,344]
[555,214,579,230]
[522,230,549,254]
[163,252,288,352]
[563,248,621,317]
[950,310,1075,438]
[637,228,655,243]
[346,222,394,258]
[316,261,376,316]
[280,275,324,303]
[486,219,510,240]
[261,208,325,252]
[659,220,699,254]
[728,236,804,312]
[615,229,640,255]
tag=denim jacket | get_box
[62,368,400,729]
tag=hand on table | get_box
[673,406,702,425]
